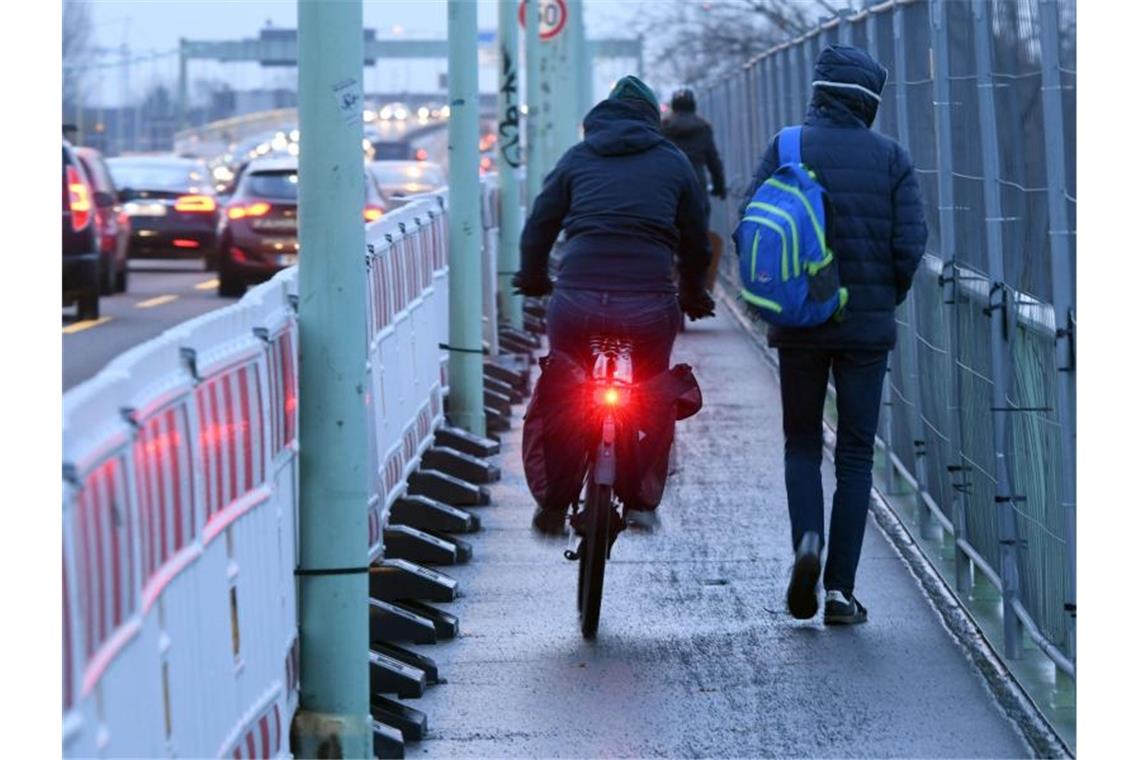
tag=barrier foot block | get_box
[373,720,405,759]
[484,374,523,404]
[421,446,501,484]
[390,495,480,534]
[499,325,541,349]
[369,599,437,644]
[483,387,513,417]
[420,528,473,563]
[488,353,532,388]
[485,407,510,434]
[383,525,460,566]
[524,314,546,336]
[523,300,547,320]
[407,469,491,507]
[370,650,426,699]
[434,424,500,457]
[372,697,428,742]
[499,333,539,357]
[395,600,459,641]
[371,558,458,602]
[372,642,441,685]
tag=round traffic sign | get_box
[518,0,568,41]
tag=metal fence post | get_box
[928,0,975,595]
[293,0,371,753]
[1037,0,1077,668]
[497,0,524,330]
[773,47,787,131]
[965,0,1024,660]
[448,0,487,436]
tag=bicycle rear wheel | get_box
[578,477,612,639]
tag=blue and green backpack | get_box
[733,126,847,327]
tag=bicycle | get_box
[563,336,635,639]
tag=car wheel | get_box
[78,285,100,320]
[99,251,115,295]
[115,261,129,293]
[217,267,245,298]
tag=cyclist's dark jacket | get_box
[740,44,927,351]
[520,98,711,293]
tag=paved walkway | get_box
[416,308,1030,758]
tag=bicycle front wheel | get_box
[578,477,612,639]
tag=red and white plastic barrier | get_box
[63,184,466,757]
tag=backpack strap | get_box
[778,125,803,166]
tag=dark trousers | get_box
[778,347,888,594]
[545,288,681,382]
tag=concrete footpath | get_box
[415,308,1031,758]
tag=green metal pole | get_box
[293,0,371,755]
[524,0,543,208]
[497,0,524,330]
[448,0,486,436]
[572,0,591,128]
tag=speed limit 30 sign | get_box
[518,0,568,41]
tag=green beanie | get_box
[608,75,659,112]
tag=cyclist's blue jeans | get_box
[546,287,682,382]
[778,347,889,595]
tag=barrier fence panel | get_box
[698,0,1075,679]
[63,179,491,755]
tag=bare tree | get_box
[636,0,845,88]
[63,0,93,116]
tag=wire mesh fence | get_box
[698,0,1075,676]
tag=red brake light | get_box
[173,239,200,249]
[364,206,384,222]
[227,201,271,220]
[415,148,428,161]
[175,194,217,213]
[66,166,92,231]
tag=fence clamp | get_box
[1057,308,1076,372]
[938,259,957,303]
[252,327,270,345]
[983,281,1012,340]
[180,347,200,383]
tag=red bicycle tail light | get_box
[66,166,92,231]
[603,388,620,406]
[363,205,384,222]
[175,194,217,213]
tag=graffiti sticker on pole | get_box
[518,0,568,41]
[331,78,363,126]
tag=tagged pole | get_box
[293,0,372,755]
[447,0,487,435]
[524,0,544,208]
[498,0,524,330]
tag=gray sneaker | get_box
[823,590,868,625]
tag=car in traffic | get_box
[74,146,130,294]
[215,156,389,297]
[105,155,219,265]
[62,141,100,320]
[367,160,446,206]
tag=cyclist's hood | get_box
[808,44,887,127]
[583,98,666,157]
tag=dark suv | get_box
[215,156,388,297]
[62,141,100,320]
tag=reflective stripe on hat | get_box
[811,79,882,103]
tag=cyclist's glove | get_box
[510,269,553,298]
[679,281,716,321]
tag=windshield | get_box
[371,163,445,188]
[107,161,208,193]
[243,170,299,200]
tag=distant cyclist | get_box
[513,75,715,536]
[663,88,726,220]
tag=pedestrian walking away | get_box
[739,44,928,625]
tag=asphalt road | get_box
[62,260,238,391]
[413,309,1031,758]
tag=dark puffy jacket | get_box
[662,111,725,211]
[520,98,711,293]
[740,44,927,351]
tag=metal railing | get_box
[698,0,1075,678]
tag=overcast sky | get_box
[85,0,658,106]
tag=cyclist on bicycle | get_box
[512,75,716,536]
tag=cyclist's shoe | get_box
[786,531,822,620]
[531,506,568,539]
[569,506,626,542]
[823,590,868,625]
[626,509,660,532]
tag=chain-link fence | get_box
[698,0,1075,678]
